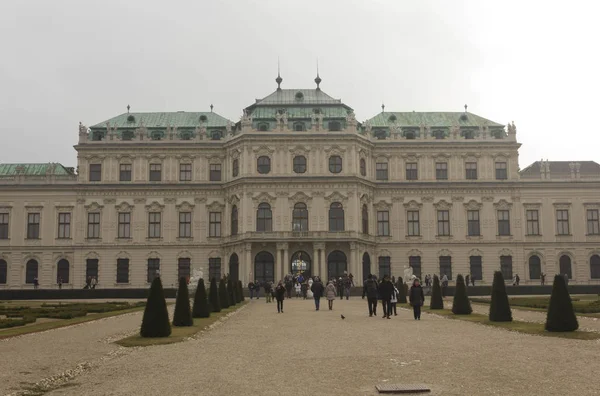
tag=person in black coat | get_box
[409,278,425,320]
[379,274,394,319]
[275,281,286,313]
[362,274,379,317]
[311,277,325,311]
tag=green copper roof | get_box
[252,89,346,106]
[250,106,349,119]
[90,112,232,129]
[366,112,504,128]
[0,163,73,176]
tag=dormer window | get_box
[180,130,193,140]
[294,122,305,131]
[199,115,208,122]
[150,130,163,141]
[295,92,304,101]
[328,121,341,132]
[374,130,387,140]
[462,130,475,139]
[432,129,446,140]
[211,130,223,140]
[492,129,505,139]
[91,130,104,141]
[404,131,416,140]
[258,123,269,131]
[121,130,134,141]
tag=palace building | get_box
[1,74,600,289]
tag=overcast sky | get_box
[1,0,598,168]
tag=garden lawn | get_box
[470,296,600,317]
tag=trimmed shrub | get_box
[227,279,236,306]
[219,278,230,309]
[430,275,444,309]
[0,316,36,329]
[209,277,221,313]
[489,271,512,322]
[192,278,210,318]
[238,280,245,302]
[545,274,579,332]
[397,277,407,304]
[452,274,472,315]
[140,277,171,337]
[173,277,193,327]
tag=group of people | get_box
[363,274,425,320]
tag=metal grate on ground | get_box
[376,383,431,394]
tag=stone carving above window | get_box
[406,249,423,257]
[115,201,134,212]
[374,200,392,211]
[463,200,482,210]
[252,192,277,205]
[145,201,165,212]
[175,201,195,211]
[289,191,312,205]
[438,248,452,256]
[498,248,513,257]
[433,199,452,210]
[468,248,484,257]
[84,202,103,212]
[323,145,346,155]
[493,199,512,210]
[206,201,225,212]
[324,191,348,203]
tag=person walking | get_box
[471,276,475,287]
[362,274,379,317]
[91,276,97,289]
[541,273,546,286]
[379,274,394,319]
[275,281,286,313]
[254,280,261,299]
[85,276,91,290]
[295,282,301,298]
[307,277,314,299]
[343,274,352,300]
[311,276,325,311]
[264,281,272,303]
[33,277,39,290]
[465,274,470,287]
[440,274,448,298]
[409,278,425,320]
[57,276,63,290]
[248,281,255,299]
[285,276,294,299]
[326,281,336,310]
[390,282,399,316]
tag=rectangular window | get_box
[435,162,448,180]
[87,212,101,239]
[148,212,161,238]
[376,163,388,180]
[526,210,540,236]
[556,209,570,235]
[439,256,452,280]
[497,210,511,236]
[27,213,40,239]
[210,164,222,181]
[407,210,420,236]
[495,162,507,180]
[118,212,131,239]
[149,164,162,181]
[147,258,160,283]
[0,213,8,239]
[377,211,390,236]
[179,163,192,181]
[179,212,192,238]
[437,210,450,236]
[116,258,129,283]
[119,164,132,182]
[89,164,102,182]
[57,212,71,239]
[209,212,221,237]
[209,257,221,281]
[587,209,600,235]
[469,256,482,280]
[378,256,391,279]
[86,258,98,280]
[178,257,191,281]
[465,162,478,180]
[409,256,422,279]
[406,163,418,180]
[500,255,513,280]
[467,210,480,236]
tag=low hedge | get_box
[471,297,600,313]
[0,316,36,329]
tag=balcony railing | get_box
[222,231,377,244]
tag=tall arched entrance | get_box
[327,250,347,281]
[254,251,274,284]
[57,259,70,284]
[229,253,239,282]
[291,251,311,278]
[362,252,371,282]
[528,255,541,280]
[559,255,572,279]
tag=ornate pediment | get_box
[377,248,392,257]
[494,199,512,210]
[206,200,225,211]
[468,248,484,257]
[289,191,312,205]
[406,249,423,257]
[359,193,371,204]
[324,191,348,203]
[358,148,369,159]
[403,200,422,209]
[491,152,510,159]
[438,248,452,257]
[522,202,542,209]
[432,152,451,160]
[323,145,346,155]
[375,154,391,161]
[374,200,392,211]
[252,192,277,205]
[553,202,571,209]
[115,201,134,212]
[116,154,136,161]
[84,201,103,212]
[147,250,162,259]
[228,194,241,205]
[176,200,195,211]
[230,148,242,159]
[145,201,165,212]
[288,145,311,155]
[85,251,100,259]
[176,250,193,259]
[253,145,275,156]
[434,199,452,210]
[463,200,482,210]
[498,248,513,257]
[54,205,74,212]
[115,251,131,259]
[206,154,225,161]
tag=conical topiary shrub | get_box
[227,279,236,306]
[489,271,512,322]
[173,277,193,326]
[238,280,245,302]
[209,277,221,313]
[430,275,444,309]
[452,274,472,315]
[219,278,230,309]
[192,278,210,318]
[545,274,579,332]
[397,277,407,304]
[140,277,171,337]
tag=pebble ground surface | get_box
[2,297,600,396]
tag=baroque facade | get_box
[1,75,600,289]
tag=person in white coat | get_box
[390,284,399,316]
[307,278,314,298]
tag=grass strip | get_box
[116,301,247,347]
[421,306,600,340]
[469,298,600,318]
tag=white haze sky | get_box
[1,0,598,168]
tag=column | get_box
[350,242,358,280]
[283,246,289,279]
[275,245,282,282]
[320,247,326,280]
[245,243,252,284]
[313,245,319,279]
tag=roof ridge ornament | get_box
[315,59,321,90]
[276,58,283,90]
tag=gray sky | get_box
[1,0,598,168]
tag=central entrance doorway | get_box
[290,251,311,279]
[254,251,274,284]
[327,250,347,281]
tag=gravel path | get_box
[24,298,600,396]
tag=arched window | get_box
[362,252,371,280]
[529,255,541,280]
[293,156,307,174]
[462,130,475,139]
[229,253,239,282]
[329,156,342,174]
[293,122,305,131]
[327,250,347,280]
[362,204,369,234]
[329,202,345,231]
[559,255,572,279]
[254,251,274,283]
[256,203,272,232]
[292,203,308,232]
[257,156,271,174]
[328,121,342,131]
[232,159,239,177]
[590,255,600,279]
[57,259,70,284]
[258,123,269,131]
[0,259,7,284]
[26,259,38,284]
[291,251,311,278]
[231,205,238,236]
[404,131,416,140]
[360,158,366,176]
[432,130,446,139]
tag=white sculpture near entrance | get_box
[403,265,414,285]
[187,268,204,293]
